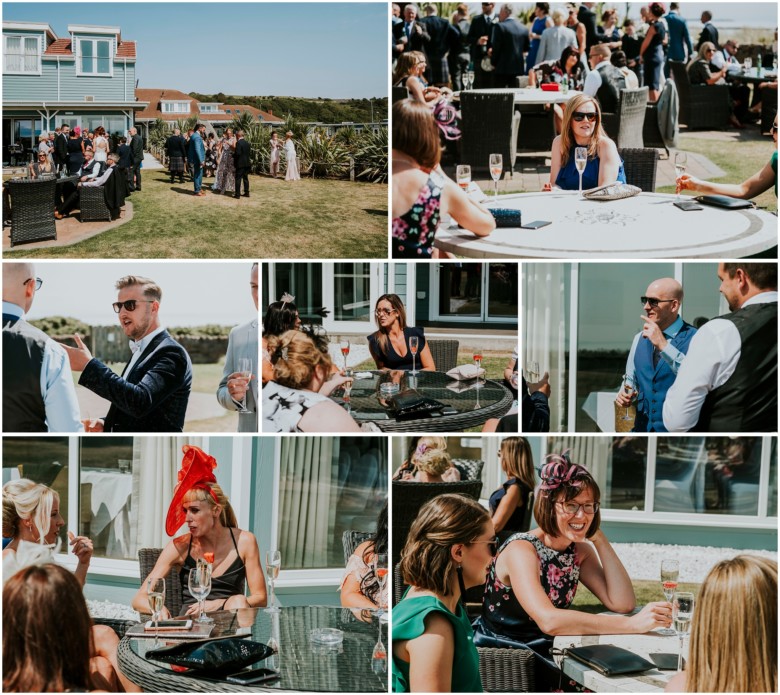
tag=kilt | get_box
[168,155,186,174]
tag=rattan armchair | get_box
[602,87,649,149]
[342,530,373,564]
[478,646,536,692]
[619,147,659,192]
[138,547,184,618]
[761,85,777,135]
[453,458,485,481]
[460,92,520,174]
[7,177,57,246]
[80,185,112,222]
[428,338,459,373]
[670,61,730,130]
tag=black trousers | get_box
[130,161,142,190]
[235,166,250,196]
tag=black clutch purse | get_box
[695,194,755,210]
[147,637,275,677]
[488,208,522,227]
[390,389,445,420]
[563,644,655,676]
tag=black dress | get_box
[66,138,84,174]
[367,326,426,371]
[643,21,667,91]
[179,529,247,610]
[489,478,532,543]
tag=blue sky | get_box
[3,2,388,98]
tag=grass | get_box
[352,350,510,380]
[572,580,700,614]
[5,169,388,259]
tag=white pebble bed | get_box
[612,542,777,583]
[329,344,372,370]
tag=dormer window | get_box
[161,101,190,114]
[3,34,41,75]
[77,37,112,76]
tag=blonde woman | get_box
[396,436,461,483]
[489,437,536,542]
[284,131,300,181]
[666,555,777,693]
[392,494,494,692]
[392,51,442,105]
[92,126,109,164]
[546,94,626,191]
[131,446,267,617]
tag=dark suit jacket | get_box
[696,21,719,50]
[233,138,251,169]
[421,15,456,83]
[129,135,144,164]
[117,144,132,168]
[467,13,494,62]
[392,19,431,53]
[491,18,530,76]
[79,330,192,432]
[165,134,188,159]
[578,4,601,52]
[665,12,693,61]
[54,133,68,162]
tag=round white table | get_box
[456,87,580,105]
[434,191,778,259]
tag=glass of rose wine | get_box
[340,339,350,372]
[489,153,502,200]
[409,336,419,375]
[660,559,679,635]
[456,164,471,191]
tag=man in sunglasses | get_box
[2,263,82,432]
[62,275,193,432]
[664,263,777,432]
[615,278,696,432]
[582,44,626,114]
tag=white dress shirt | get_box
[583,59,611,97]
[662,292,778,431]
[124,325,166,376]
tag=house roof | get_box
[134,88,283,123]
[42,37,137,59]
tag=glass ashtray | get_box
[309,627,344,646]
[379,382,400,396]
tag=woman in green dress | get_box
[392,494,495,693]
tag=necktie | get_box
[405,22,411,40]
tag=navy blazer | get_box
[491,18,530,76]
[79,330,192,432]
[233,138,251,169]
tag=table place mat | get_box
[126,622,215,640]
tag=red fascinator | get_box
[165,445,219,536]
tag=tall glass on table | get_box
[266,549,281,611]
[409,336,419,376]
[489,153,502,200]
[147,578,166,646]
[456,164,471,191]
[188,564,213,623]
[659,559,679,635]
[674,152,687,202]
[673,592,694,672]
[574,147,588,198]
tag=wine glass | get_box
[674,152,687,201]
[526,361,540,384]
[673,592,694,672]
[371,610,387,675]
[456,164,472,191]
[489,153,502,200]
[621,374,636,421]
[266,550,281,612]
[147,578,166,645]
[659,559,679,636]
[188,565,213,623]
[574,147,588,198]
[773,56,778,73]
[409,335,419,376]
[236,357,253,412]
[743,56,752,74]
[466,70,475,90]
[374,553,389,618]
[343,368,354,414]
[340,339,350,372]
[473,349,483,375]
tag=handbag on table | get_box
[582,183,642,200]
[147,636,275,678]
[694,194,755,210]
[562,644,655,676]
[390,389,445,420]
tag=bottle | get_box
[756,53,762,76]
[562,74,569,94]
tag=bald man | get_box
[615,278,697,432]
[2,263,83,432]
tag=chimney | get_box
[268,110,273,116]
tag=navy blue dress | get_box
[489,478,532,542]
[367,326,425,371]
[643,21,667,91]
[555,150,626,190]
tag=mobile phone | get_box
[226,668,281,685]
[144,619,192,630]
[520,220,552,229]
[673,201,703,211]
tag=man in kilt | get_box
[165,128,188,184]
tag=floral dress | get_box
[262,381,329,432]
[213,136,236,193]
[392,168,444,259]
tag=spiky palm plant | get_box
[148,117,170,150]
[354,127,388,183]
[297,135,350,178]
[229,111,257,135]
[334,125,360,150]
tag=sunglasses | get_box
[469,536,499,556]
[572,112,597,122]
[24,277,43,291]
[641,296,675,307]
[558,502,600,515]
[112,299,155,313]
[375,308,396,317]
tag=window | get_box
[78,38,112,76]
[264,262,323,325]
[199,104,218,113]
[161,102,190,114]
[225,109,232,114]
[4,34,41,74]
[235,109,241,114]
[333,263,372,322]
[431,263,517,323]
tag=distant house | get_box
[2,21,147,163]
[134,88,284,138]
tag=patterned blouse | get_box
[392,168,445,259]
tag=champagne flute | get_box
[743,56,752,74]
[659,559,679,636]
[147,578,166,646]
[456,164,471,191]
[773,56,778,73]
[673,592,694,672]
[574,147,588,199]
[236,357,252,412]
[489,153,502,200]
[374,553,389,618]
[674,152,687,201]
[188,564,213,623]
[409,335,419,376]
[340,339,350,373]
[473,349,483,375]
[343,368,354,414]
[266,549,281,612]
[371,610,387,675]
[621,374,636,421]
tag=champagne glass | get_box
[473,349,483,375]
[673,592,694,672]
[466,69,475,90]
[574,147,588,198]
[188,564,213,623]
[374,553,389,618]
[743,56,752,74]
[526,360,540,384]
[340,339,350,372]
[489,153,502,200]
[409,336,419,376]
[371,610,387,675]
[659,559,679,636]
[621,374,636,421]
[674,152,687,201]
[343,368,354,414]
[236,357,253,412]
[147,578,166,645]
[456,164,472,191]
[266,549,281,612]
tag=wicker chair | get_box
[80,185,112,222]
[428,338,459,373]
[453,458,485,481]
[138,547,184,618]
[602,87,648,149]
[342,530,373,564]
[515,104,556,153]
[670,61,730,130]
[460,91,520,174]
[619,147,659,192]
[478,647,536,692]
[642,103,668,153]
[393,563,408,606]
[761,85,777,136]
[7,177,58,246]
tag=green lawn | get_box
[352,350,509,380]
[572,580,700,614]
[5,169,388,259]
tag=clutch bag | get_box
[583,183,642,200]
[488,208,522,227]
[390,389,445,420]
[147,636,274,677]
[563,644,655,676]
[694,194,755,210]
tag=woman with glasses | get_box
[545,94,626,191]
[28,151,54,178]
[367,293,435,371]
[393,494,494,692]
[473,453,672,690]
[686,42,744,129]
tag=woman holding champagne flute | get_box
[132,445,267,617]
[545,94,626,192]
[367,294,436,372]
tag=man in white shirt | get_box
[55,153,117,219]
[663,263,777,432]
[710,39,741,74]
[583,44,626,112]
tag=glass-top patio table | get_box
[332,370,513,432]
[118,606,388,693]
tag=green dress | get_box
[771,151,777,197]
[392,594,483,693]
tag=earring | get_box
[456,563,468,601]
